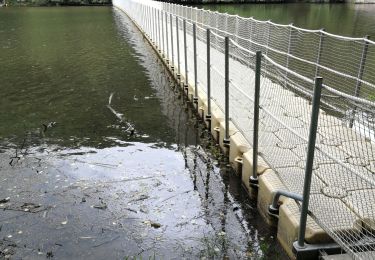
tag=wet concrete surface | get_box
[0,7,287,260]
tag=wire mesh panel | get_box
[195,25,207,94]
[185,21,195,92]
[228,40,256,144]
[209,31,226,112]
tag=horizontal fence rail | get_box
[113,0,375,258]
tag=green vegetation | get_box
[3,0,111,6]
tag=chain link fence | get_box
[114,0,375,258]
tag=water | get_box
[0,7,286,259]
[197,3,375,38]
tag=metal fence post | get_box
[350,35,370,128]
[153,8,156,43]
[148,5,151,37]
[176,17,181,77]
[183,19,189,94]
[170,13,175,70]
[297,77,323,248]
[158,9,161,52]
[315,29,325,78]
[165,12,169,62]
[144,6,148,36]
[161,10,165,57]
[250,51,262,187]
[193,23,198,104]
[224,36,230,146]
[145,5,150,34]
[206,28,212,127]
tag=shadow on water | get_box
[0,7,287,259]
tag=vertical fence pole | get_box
[350,35,370,128]
[224,36,230,145]
[150,7,153,41]
[176,17,181,77]
[165,12,169,62]
[206,28,212,126]
[183,19,189,93]
[193,23,198,104]
[284,24,293,86]
[153,8,156,43]
[144,6,147,35]
[158,9,161,51]
[250,51,262,187]
[314,29,325,78]
[148,6,151,37]
[297,77,323,248]
[161,10,165,57]
[147,6,150,36]
[170,13,175,70]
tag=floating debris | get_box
[93,203,107,210]
[143,220,161,229]
[21,203,41,212]
[0,197,10,203]
[42,122,57,133]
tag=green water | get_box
[198,3,375,38]
[0,7,183,148]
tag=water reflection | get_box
[0,7,196,149]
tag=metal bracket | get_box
[292,241,342,260]
[249,176,259,189]
[267,190,303,217]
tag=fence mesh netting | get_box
[114,0,375,258]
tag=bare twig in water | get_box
[92,235,120,248]
[107,92,135,134]
[158,190,192,204]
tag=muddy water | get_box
[0,7,286,259]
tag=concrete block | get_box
[210,105,225,141]
[197,89,207,119]
[228,132,251,174]
[277,199,333,259]
[187,84,195,102]
[218,120,238,150]
[257,169,288,226]
[242,150,270,193]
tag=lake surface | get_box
[0,7,286,259]
[197,3,375,38]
